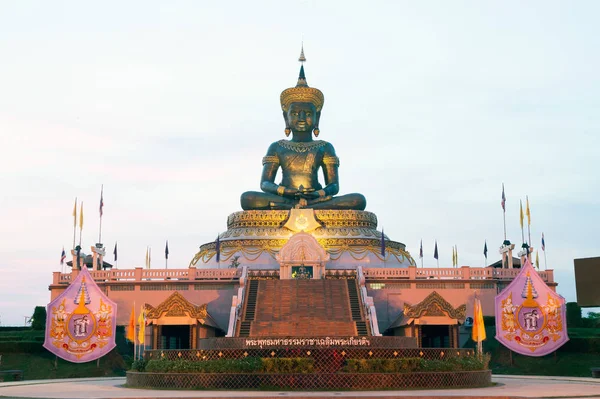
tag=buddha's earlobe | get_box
[313,111,321,137]
[283,111,291,137]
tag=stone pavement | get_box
[0,375,599,399]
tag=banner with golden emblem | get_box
[44,267,117,362]
[495,256,568,356]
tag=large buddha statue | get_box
[240,52,366,211]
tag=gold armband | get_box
[262,155,279,166]
[318,189,326,197]
[322,155,340,166]
[277,185,285,196]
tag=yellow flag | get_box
[137,305,146,345]
[519,200,524,229]
[526,196,531,226]
[72,198,77,228]
[145,247,149,268]
[455,245,458,266]
[79,202,84,230]
[472,298,487,343]
[535,250,540,269]
[126,304,135,343]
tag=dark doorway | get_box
[420,325,450,348]
[160,325,190,349]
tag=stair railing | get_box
[356,266,381,336]
[226,266,248,337]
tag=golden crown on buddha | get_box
[280,57,324,112]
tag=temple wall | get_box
[368,285,497,333]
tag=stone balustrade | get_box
[52,265,554,286]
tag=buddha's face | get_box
[287,102,317,133]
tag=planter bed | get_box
[126,370,492,390]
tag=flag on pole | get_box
[535,250,540,269]
[452,246,455,266]
[145,247,151,269]
[165,241,169,260]
[519,200,524,229]
[215,234,221,263]
[60,247,66,265]
[79,202,84,230]
[455,245,458,267]
[526,196,531,226]
[99,186,104,217]
[380,229,385,257]
[72,198,77,228]
[126,305,136,343]
[419,240,423,259]
[472,297,487,351]
[434,241,439,260]
[541,233,546,251]
[483,241,488,260]
[501,184,506,211]
[113,242,118,262]
[137,305,146,345]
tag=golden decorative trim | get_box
[314,210,378,229]
[403,291,466,320]
[189,237,415,267]
[277,139,327,153]
[227,211,290,229]
[277,185,285,196]
[322,155,340,166]
[280,86,324,112]
[262,155,279,165]
[146,291,208,321]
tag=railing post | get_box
[408,266,416,280]
[134,267,143,282]
[461,266,470,280]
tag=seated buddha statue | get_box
[240,53,366,211]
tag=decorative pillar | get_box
[518,243,533,265]
[91,243,106,270]
[499,241,515,269]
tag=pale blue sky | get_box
[1,1,599,325]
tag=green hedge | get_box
[145,358,264,373]
[0,341,45,353]
[344,355,489,373]
[561,337,600,353]
[141,355,489,374]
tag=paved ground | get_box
[0,375,599,399]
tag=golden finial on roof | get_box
[298,43,306,63]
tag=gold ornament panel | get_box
[403,291,466,320]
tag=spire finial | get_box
[298,42,306,63]
[296,43,308,87]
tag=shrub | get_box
[131,359,147,372]
[261,358,314,374]
[30,306,47,331]
[566,302,582,327]
[144,357,263,373]
[344,356,488,373]
[0,341,45,353]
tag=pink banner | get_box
[44,267,117,363]
[495,257,568,356]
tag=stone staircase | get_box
[237,278,370,337]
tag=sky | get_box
[0,1,599,326]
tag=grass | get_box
[0,350,127,381]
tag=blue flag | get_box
[165,241,169,260]
[215,234,221,263]
[434,241,439,260]
[380,229,385,257]
[484,240,488,259]
[113,242,118,262]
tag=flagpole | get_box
[526,196,531,246]
[502,184,507,241]
[79,202,83,247]
[544,248,548,270]
[72,197,77,250]
[99,185,103,244]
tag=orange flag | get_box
[126,304,136,343]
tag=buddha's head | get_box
[280,61,324,137]
[286,102,318,134]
